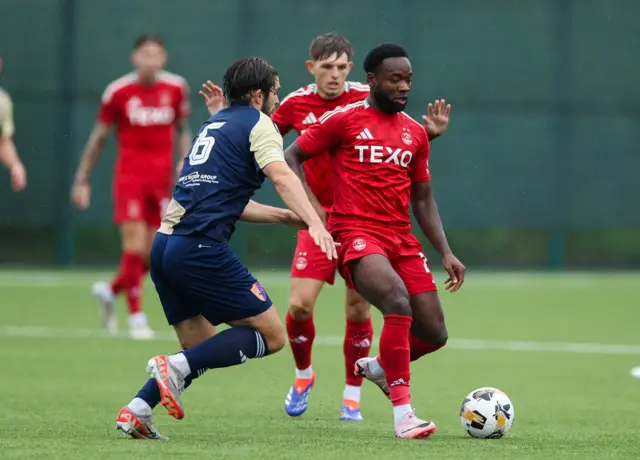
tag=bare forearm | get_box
[274,170,322,227]
[413,196,451,256]
[240,200,290,224]
[284,145,325,220]
[0,137,21,170]
[75,125,110,183]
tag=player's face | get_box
[131,42,167,81]
[307,53,352,100]
[262,76,281,117]
[368,57,412,113]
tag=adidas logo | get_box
[290,335,309,344]
[353,339,371,348]
[239,350,248,363]
[356,128,374,140]
[390,378,407,387]
[302,113,318,124]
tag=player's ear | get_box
[345,61,353,76]
[250,88,263,108]
[305,60,315,75]
[366,72,376,87]
[160,49,168,68]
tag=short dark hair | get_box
[133,33,165,50]
[223,57,278,105]
[363,44,408,74]
[309,32,353,61]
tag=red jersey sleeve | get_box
[410,131,431,182]
[97,85,119,125]
[271,104,293,136]
[296,108,346,158]
[177,80,191,119]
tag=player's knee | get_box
[345,296,371,322]
[288,295,315,321]
[412,321,448,345]
[433,326,448,346]
[264,325,287,354]
[383,291,412,317]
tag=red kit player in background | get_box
[200,33,451,421]
[71,34,192,340]
[285,43,465,438]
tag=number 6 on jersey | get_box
[188,122,226,165]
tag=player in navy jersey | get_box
[285,44,465,439]
[114,57,336,439]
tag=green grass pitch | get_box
[0,270,639,459]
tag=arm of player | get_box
[0,137,26,192]
[410,181,465,292]
[251,113,337,259]
[71,122,112,209]
[175,118,193,175]
[240,200,306,229]
[282,107,345,222]
[283,141,325,223]
[0,92,26,192]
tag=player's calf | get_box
[284,278,323,417]
[348,254,417,434]
[341,290,373,421]
[408,291,448,361]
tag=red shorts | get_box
[333,227,437,296]
[290,230,337,285]
[113,178,171,227]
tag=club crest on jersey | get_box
[159,91,171,106]
[250,282,267,302]
[352,239,367,252]
[295,252,308,270]
[127,200,141,219]
[402,127,413,145]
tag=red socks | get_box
[410,334,445,361]
[286,312,315,370]
[379,314,412,406]
[110,252,145,314]
[344,317,374,386]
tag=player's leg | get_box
[284,229,335,416]
[356,237,446,399]
[409,291,448,359]
[119,221,154,339]
[348,255,434,438]
[116,232,207,438]
[92,180,151,338]
[146,235,283,422]
[117,316,216,439]
[340,288,372,421]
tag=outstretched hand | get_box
[199,80,227,116]
[421,99,451,138]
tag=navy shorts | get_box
[150,232,273,326]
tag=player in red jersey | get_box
[285,44,465,438]
[71,34,193,340]
[200,34,451,422]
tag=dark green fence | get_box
[1,0,638,268]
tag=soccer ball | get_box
[460,387,515,439]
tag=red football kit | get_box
[98,71,190,226]
[296,99,437,295]
[272,82,369,284]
